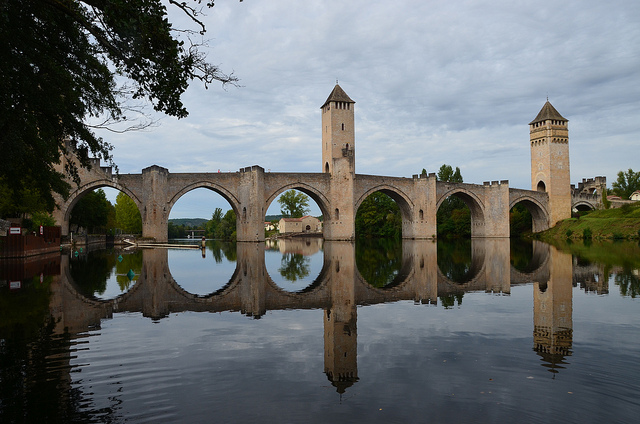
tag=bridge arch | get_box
[167,181,242,216]
[264,182,332,220]
[436,188,486,237]
[354,185,414,222]
[60,179,143,234]
[509,195,550,233]
[572,201,596,212]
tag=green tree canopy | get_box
[355,192,401,238]
[437,164,463,183]
[70,188,113,233]
[205,207,224,238]
[114,192,141,234]
[436,164,469,238]
[612,168,640,199]
[0,178,52,218]
[0,0,238,214]
[278,190,310,218]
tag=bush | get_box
[565,229,573,238]
[583,228,592,240]
[612,232,625,240]
[619,203,631,213]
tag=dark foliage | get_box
[0,0,237,214]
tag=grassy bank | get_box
[546,239,640,269]
[537,202,640,241]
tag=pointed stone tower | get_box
[321,83,355,174]
[321,84,356,240]
[530,101,571,225]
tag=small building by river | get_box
[278,216,322,234]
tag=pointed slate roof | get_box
[530,101,567,125]
[321,84,355,108]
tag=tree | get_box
[205,208,224,238]
[70,188,112,233]
[0,0,238,215]
[278,190,310,218]
[0,178,53,218]
[114,192,141,234]
[437,164,463,183]
[218,209,237,240]
[612,168,640,199]
[436,164,469,238]
[510,203,532,236]
[355,192,401,238]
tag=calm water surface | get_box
[1,238,639,423]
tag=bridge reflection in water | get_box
[41,239,579,393]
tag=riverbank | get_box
[537,202,640,241]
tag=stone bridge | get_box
[53,164,552,242]
[52,84,564,242]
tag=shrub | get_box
[565,229,573,238]
[583,228,592,240]
[602,188,611,209]
[620,203,633,214]
[612,232,625,240]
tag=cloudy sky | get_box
[100,0,640,218]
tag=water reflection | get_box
[2,239,640,421]
[265,238,324,291]
[68,248,142,299]
[168,240,237,296]
[533,246,573,374]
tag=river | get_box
[1,238,639,423]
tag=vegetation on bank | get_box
[537,202,640,241]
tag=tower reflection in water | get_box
[3,238,577,396]
[532,245,573,374]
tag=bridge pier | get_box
[402,174,438,239]
[141,166,170,242]
[479,180,510,238]
[237,166,266,243]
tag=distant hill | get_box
[169,218,208,228]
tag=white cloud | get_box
[99,0,640,218]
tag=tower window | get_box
[341,123,345,130]
[335,208,340,220]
